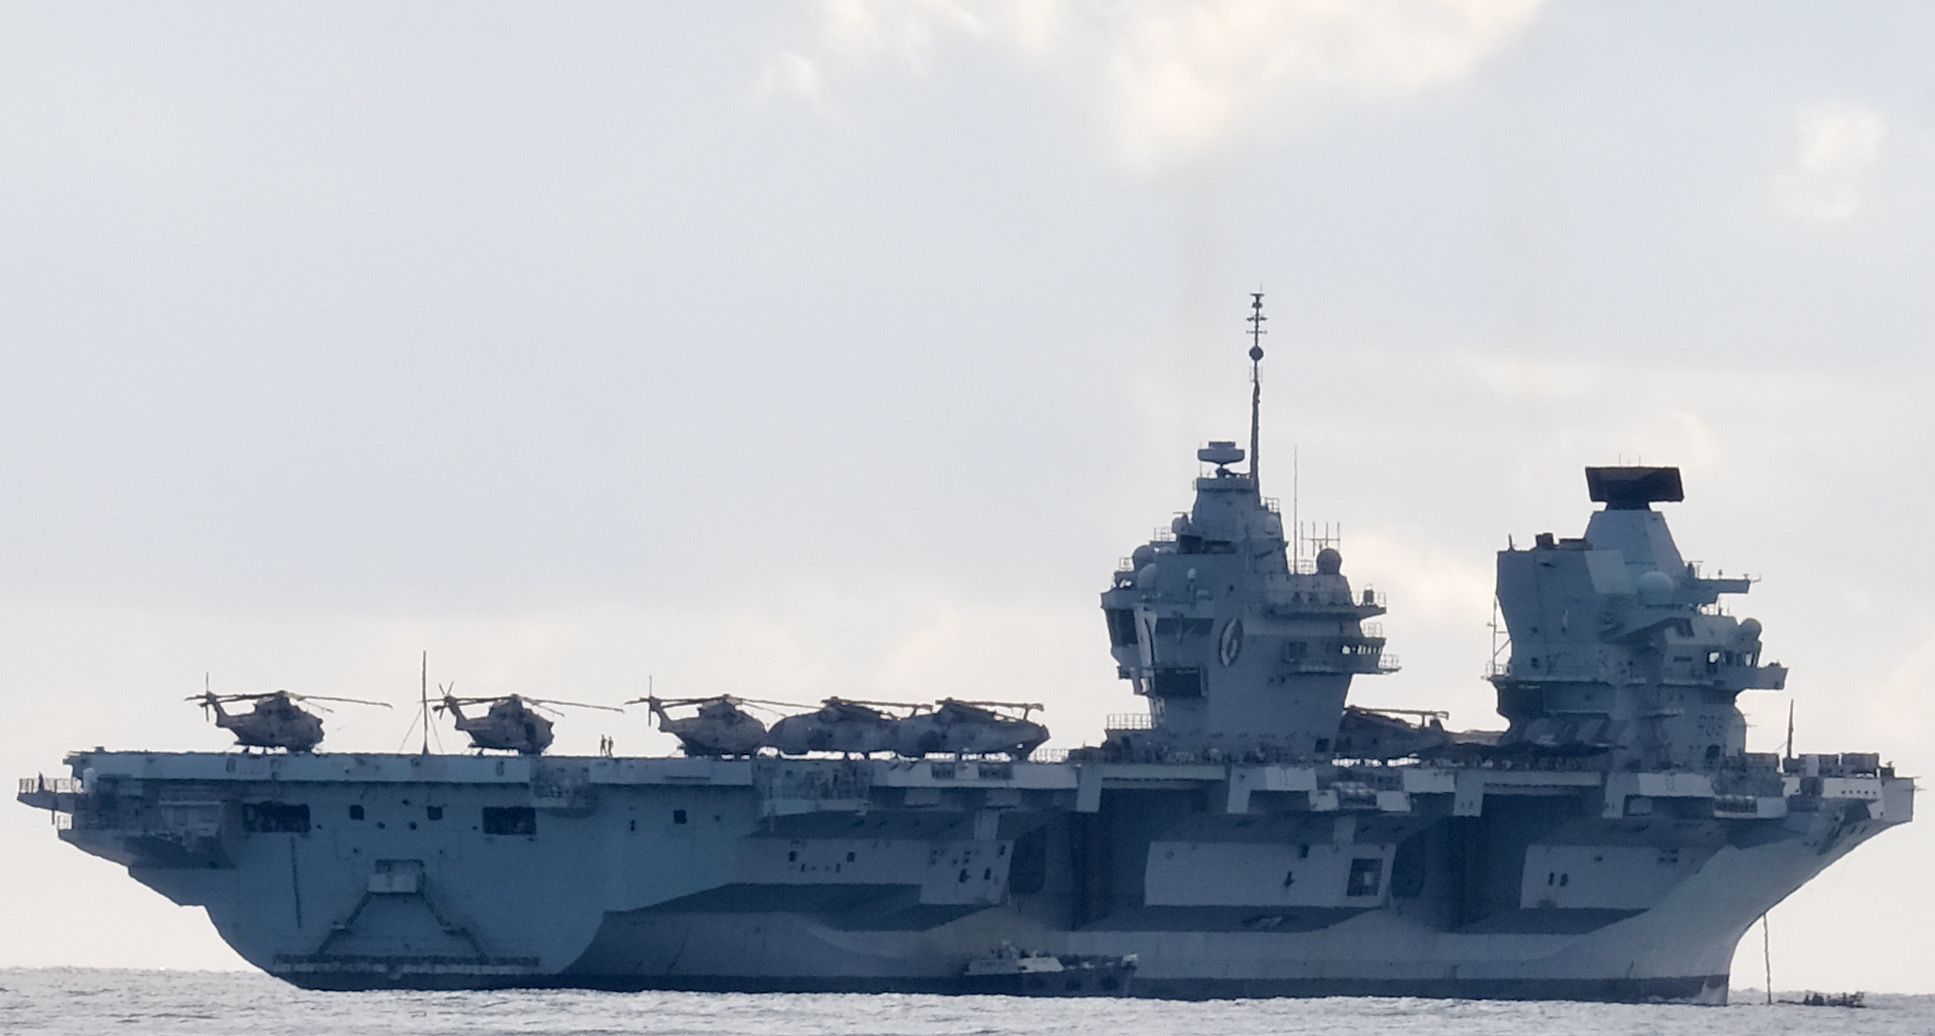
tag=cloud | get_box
[759,0,1544,168]
[750,51,827,108]
[1347,528,1496,627]
[1457,351,1596,403]
[1102,0,1542,168]
[753,0,1051,103]
[1774,100,1888,224]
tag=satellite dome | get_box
[1135,565,1158,590]
[1130,545,1156,570]
[1636,570,1674,605]
[1738,617,1764,642]
[1315,547,1343,575]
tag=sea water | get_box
[0,969,1927,1036]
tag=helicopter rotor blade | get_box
[624,696,661,727]
[728,697,813,712]
[184,691,274,703]
[637,695,737,708]
[521,697,623,713]
[617,693,808,712]
[828,698,923,711]
[293,695,394,709]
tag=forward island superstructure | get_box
[19,297,1912,1002]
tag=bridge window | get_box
[1104,609,1139,647]
[481,806,537,836]
[243,801,311,834]
[1151,667,1204,698]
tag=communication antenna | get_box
[1246,292,1266,491]
[419,651,430,756]
[1292,445,1300,566]
[1784,699,1795,761]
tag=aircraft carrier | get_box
[17,297,1913,1002]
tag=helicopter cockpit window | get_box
[482,806,537,836]
[242,801,311,834]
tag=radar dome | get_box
[1636,570,1675,605]
[1135,565,1158,590]
[1738,617,1763,642]
[1315,548,1343,575]
[1130,545,1156,570]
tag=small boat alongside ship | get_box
[963,944,1136,996]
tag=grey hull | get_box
[28,748,1897,1007]
[275,970,1729,1003]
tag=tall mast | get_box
[420,651,430,756]
[1246,292,1266,492]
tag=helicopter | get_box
[764,698,910,756]
[891,699,1050,759]
[436,690,621,755]
[1332,706,1451,761]
[630,695,783,758]
[186,689,392,753]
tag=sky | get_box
[1,0,1931,993]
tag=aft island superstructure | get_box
[18,297,1912,1002]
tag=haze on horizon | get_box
[1,1,1930,993]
